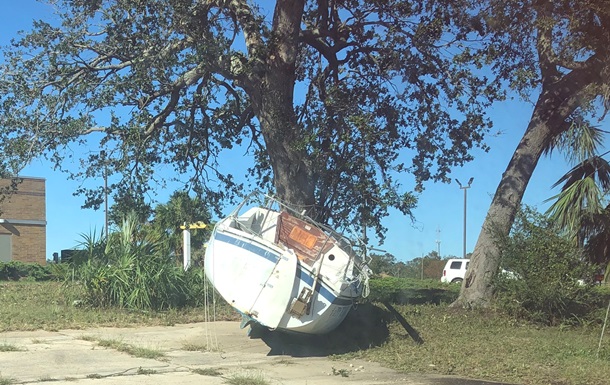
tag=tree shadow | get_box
[253,303,393,357]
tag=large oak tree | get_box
[0,0,498,239]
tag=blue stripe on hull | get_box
[213,231,355,306]
[215,231,281,263]
[295,267,353,306]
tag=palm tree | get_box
[151,191,212,265]
[546,124,610,282]
[579,206,610,269]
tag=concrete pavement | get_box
[0,321,510,384]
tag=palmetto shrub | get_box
[70,213,209,310]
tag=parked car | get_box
[441,258,469,283]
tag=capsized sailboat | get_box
[204,191,371,335]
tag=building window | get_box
[0,234,11,262]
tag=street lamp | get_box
[455,177,474,259]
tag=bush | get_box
[368,277,459,305]
[0,261,56,281]
[493,207,602,326]
[68,213,210,310]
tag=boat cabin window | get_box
[275,212,335,266]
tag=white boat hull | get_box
[204,193,369,335]
[205,228,297,329]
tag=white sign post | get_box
[180,221,207,271]
[183,226,191,271]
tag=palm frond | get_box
[578,204,610,264]
[550,156,610,193]
[546,177,605,233]
[583,229,610,265]
[543,121,604,163]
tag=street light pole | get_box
[455,177,474,259]
[104,166,108,239]
[100,150,109,240]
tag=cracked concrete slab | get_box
[0,321,513,385]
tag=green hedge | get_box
[0,261,59,281]
[367,277,460,305]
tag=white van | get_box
[441,258,469,283]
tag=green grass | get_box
[331,367,350,377]
[224,371,269,385]
[3,280,610,385]
[0,377,14,385]
[0,281,238,332]
[271,358,294,365]
[346,304,610,385]
[136,367,157,375]
[191,367,223,376]
[0,343,22,352]
[96,338,165,359]
[367,277,461,304]
[181,342,209,351]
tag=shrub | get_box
[68,213,209,310]
[367,277,459,305]
[493,207,602,326]
[0,261,56,281]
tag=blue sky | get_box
[1,1,590,262]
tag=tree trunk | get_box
[258,90,315,209]
[256,0,315,209]
[452,58,604,308]
[452,105,554,307]
[249,0,315,210]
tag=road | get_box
[0,321,512,384]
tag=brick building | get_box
[0,177,46,264]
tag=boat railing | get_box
[232,190,369,268]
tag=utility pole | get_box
[101,150,109,240]
[104,167,108,239]
[455,177,474,259]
